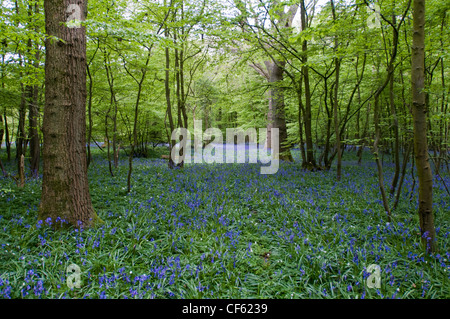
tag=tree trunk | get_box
[39,0,101,228]
[331,0,341,181]
[411,0,437,253]
[25,0,41,179]
[333,62,341,180]
[373,94,392,222]
[267,61,292,161]
[389,15,400,195]
[86,61,93,168]
[3,111,11,161]
[165,29,176,169]
[27,84,40,178]
[16,84,27,160]
[300,0,316,169]
[296,81,307,165]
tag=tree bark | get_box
[3,111,11,161]
[86,61,93,168]
[26,1,41,179]
[39,0,101,228]
[300,0,316,169]
[411,0,437,253]
[267,60,292,161]
[389,15,400,195]
[373,93,392,221]
[331,0,341,181]
[27,83,40,178]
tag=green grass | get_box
[0,147,449,299]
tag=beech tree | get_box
[39,0,101,228]
[411,0,437,253]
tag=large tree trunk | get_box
[411,0,437,253]
[39,0,101,228]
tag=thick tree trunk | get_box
[411,0,437,253]
[39,0,101,228]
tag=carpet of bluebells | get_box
[0,148,449,299]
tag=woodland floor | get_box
[0,146,449,299]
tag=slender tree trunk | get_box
[388,14,401,195]
[27,84,40,178]
[126,64,149,192]
[123,48,151,192]
[267,61,292,161]
[165,27,176,169]
[438,15,447,173]
[86,61,93,168]
[103,50,116,175]
[300,0,316,169]
[296,81,307,165]
[26,1,41,179]
[3,111,11,161]
[373,93,392,221]
[411,0,437,253]
[86,39,99,169]
[40,0,101,228]
[0,157,5,177]
[323,76,332,169]
[174,30,185,167]
[333,62,341,180]
[389,60,400,195]
[14,1,26,161]
[0,53,4,153]
[16,83,26,161]
[393,139,413,210]
[105,107,113,177]
[331,0,341,180]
